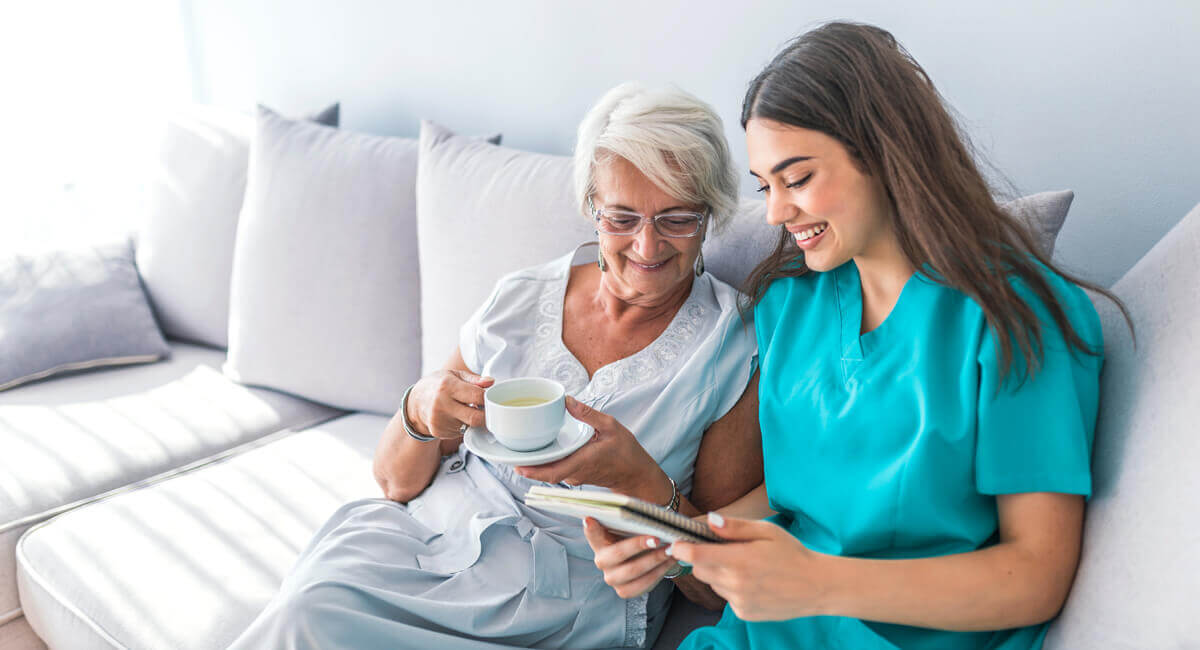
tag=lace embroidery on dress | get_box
[529,247,709,396]
[531,289,590,394]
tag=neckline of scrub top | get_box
[834,260,930,369]
[552,241,707,384]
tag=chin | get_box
[803,254,844,273]
[618,267,685,296]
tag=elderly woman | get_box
[227,82,761,650]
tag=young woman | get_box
[584,22,1127,649]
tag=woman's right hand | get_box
[406,369,494,439]
[583,517,677,599]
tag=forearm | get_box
[818,542,1069,630]
[713,483,775,520]
[373,412,444,502]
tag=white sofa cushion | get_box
[224,106,423,415]
[1045,201,1200,648]
[16,413,384,650]
[136,104,338,349]
[0,341,340,626]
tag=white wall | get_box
[182,0,1200,286]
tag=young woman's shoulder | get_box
[754,270,832,316]
[930,259,1104,370]
[1004,261,1102,346]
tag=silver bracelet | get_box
[661,475,686,579]
[400,384,437,443]
[663,562,692,580]
[663,475,679,512]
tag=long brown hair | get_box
[741,22,1130,382]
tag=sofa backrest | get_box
[1045,201,1200,648]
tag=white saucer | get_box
[463,417,592,466]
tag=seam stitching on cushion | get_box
[0,409,345,536]
[0,354,165,392]
[16,521,126,649]
[0,607,23,626]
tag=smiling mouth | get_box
[790,222,828,242]
[628,257,671,271]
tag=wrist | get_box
[801,549,840,618]
[401,384,435,442]
[627,467,675,507]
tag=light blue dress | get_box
[228,243,757,649]
[681,259,1103,650]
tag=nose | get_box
[764,193,796,227]
[632,219,667,258]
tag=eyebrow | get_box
[749,155,815,178]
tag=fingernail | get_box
[645,538,658,549]
[665,544,675,557]
[708,512,725,528]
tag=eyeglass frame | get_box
[588,197,710,239]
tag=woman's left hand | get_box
[515,396,671,503]
[667,513,828,621]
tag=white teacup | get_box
[483,377,566,451]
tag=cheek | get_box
[806,178,868,238]
[676,240,700,262]
[795,179,842,220]
[601,236,631,257]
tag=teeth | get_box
[796,223,827,241]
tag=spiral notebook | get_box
[524,485,725,544]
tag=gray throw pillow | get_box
[0,238,170,391]
[223,107,432,414]
[1003,189,1073,255]
[135,103,338,350]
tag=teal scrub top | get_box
[681,259,1103,650]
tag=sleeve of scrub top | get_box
[974,275,1104,498]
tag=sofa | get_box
[2,103,1197,650]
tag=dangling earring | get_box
[694,250,705,276]
[598,247,608,272]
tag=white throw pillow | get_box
[136,103,338,349]
[415,121,597,374]
[223,106,421,414]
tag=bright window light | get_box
[0,1,192,255]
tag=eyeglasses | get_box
[589,198,708,238]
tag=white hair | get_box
[573,82,739,233]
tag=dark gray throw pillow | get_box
[0,238,169,391]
